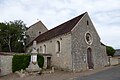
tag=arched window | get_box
[56,41,60,53]
[39,46,42,53]
[43,45,46,54]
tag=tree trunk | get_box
[8,36,12,52]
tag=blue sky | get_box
[0,0,120,49]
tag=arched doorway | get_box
[87,48,94,69]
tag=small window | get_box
[87,21,89,25]
[39,31,41,34]
[56,41,60,53]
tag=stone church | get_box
[26,12,108,72]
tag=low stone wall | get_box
[0,53,13,76]
[110,57,120,65]
[0,52,47,76]
[118,58,120,64]
[0,52,28,76]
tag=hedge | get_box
[12,54,30,72]
[37,54,44,68]
[12,54,44,72]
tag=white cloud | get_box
[0,0,120,49]
[97,26,120,49]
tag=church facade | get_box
[26,12,108,72]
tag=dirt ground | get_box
[0,66,113,80]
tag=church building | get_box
[26,12,108,72]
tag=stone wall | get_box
[71,13,108,72]
[0,53,13,76]
[39,33,72,71]
[26,21,48,43]
[27,33,73,71]
[118,58,120,64]
[109,57,120,65]
[0,52,47,76]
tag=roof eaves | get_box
[26,12,87,47]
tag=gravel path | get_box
[0,66,114,80]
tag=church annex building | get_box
[26,12,108,72]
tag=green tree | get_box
[106,46,115,57]
[0,20,27,53]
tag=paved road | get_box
[71,65,120,80]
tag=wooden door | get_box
[87,48,94,69]
[47,57,51,69]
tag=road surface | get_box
[71,65,120,80]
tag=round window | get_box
[85,32,93,45]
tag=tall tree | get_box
[106,46,115,57]
[0,20,27,53]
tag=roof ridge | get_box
[26,12,87,47]
[48,12,87,31]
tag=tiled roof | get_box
[26,12,87,47]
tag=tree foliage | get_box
[106,46,115,57]
[0,20,27,53]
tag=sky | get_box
[0,0,120,49]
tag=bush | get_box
[12,54,30,72]
[12,54,44,72]
[106,46,115,57]
[37,54,44,68]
